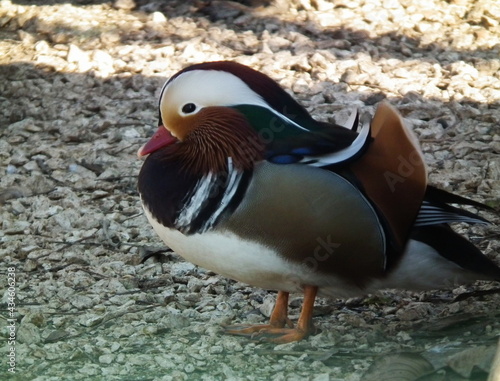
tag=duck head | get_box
[137,61,364,173]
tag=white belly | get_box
[144,208,484,298]
[143,208,365,297]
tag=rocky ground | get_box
[1,0,500,380]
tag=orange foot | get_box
[224,325,310,343]
[224,285,318,344]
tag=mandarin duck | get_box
[137,61,500,343]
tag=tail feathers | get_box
[415,186,494,227]
[415,201,490,226]
[424,185,494,211]
[411,225,500,282]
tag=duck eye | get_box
[181,103,197,114]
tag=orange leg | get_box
[224,291,292,333]
[224,285,318,343]
[269,290,293,328]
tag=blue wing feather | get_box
[232,105,370,168]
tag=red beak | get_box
[137,126,178,158]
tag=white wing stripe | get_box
[306,118,371,167]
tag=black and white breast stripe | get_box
[138,149,252,236]
[175,158,247,234]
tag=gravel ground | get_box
[1,0,500,380]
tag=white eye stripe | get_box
[159,69,318,138]
[160,69,269,111]
[158,79,172,109]
[160,70,311,131]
